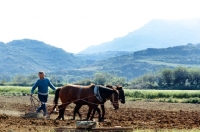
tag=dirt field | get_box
[1,95,200,131]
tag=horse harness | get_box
[77,86,83,100]
[94,85,103,102]
[94,85,118,105]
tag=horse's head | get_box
[110,88,119,110]
[116,85,125,104]
[106,84,125,104]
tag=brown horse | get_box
[49,84,119,121]
[73,85,125,121]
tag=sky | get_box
[0,0,200,53]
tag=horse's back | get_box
[61,84,94,92]
[59,84,95,102]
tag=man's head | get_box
[38,71,45,79]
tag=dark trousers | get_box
[36,94,48,115]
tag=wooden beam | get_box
[54,127,133,132]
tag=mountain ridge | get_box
[79,18,200,54]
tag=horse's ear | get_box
[116,85,122,90]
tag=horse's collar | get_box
[94,85,103,102]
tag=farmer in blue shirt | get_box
[30,71,56,116]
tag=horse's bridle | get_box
[110,90,119,105]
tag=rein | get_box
[29,93,119,107]
[29,95,40,112]
[28,87,119,112]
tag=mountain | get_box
[0,39,81,74]
[1,39,200,81]
[76,43,200,79]
[79,18,200,54]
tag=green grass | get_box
[125,89,200,103]
[125,89,200,99]
[0,86,55,95]
[1,86,200,104]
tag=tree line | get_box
[130,66,200,89]
[0,72,128,87]
[1,66,200,89]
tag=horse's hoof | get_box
[55,117,61,120]
[98,119,104,122]
[70,118,75,120]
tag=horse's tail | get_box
[54,88,61,105]
[49,88,61,115]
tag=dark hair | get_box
[38,71,44,74]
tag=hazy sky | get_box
[1,0,200,53]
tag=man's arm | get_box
[48,79,56,90]
[31,81,38,95]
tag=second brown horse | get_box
[72,85,125,121]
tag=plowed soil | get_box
[1,95,200,131]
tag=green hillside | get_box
[76,43,200,79]
[0,39,81,74]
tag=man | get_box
[30,71,56,116]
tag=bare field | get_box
[1,95,200,131]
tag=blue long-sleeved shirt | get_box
[31,78,56,95]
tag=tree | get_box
[12,74,28,85]
[162,69,173,86]
[188,68,200,85]
[106,77,127,86]
[27,74,38,84]
[173,67,189,86]
[93,72,108,85]
[74,78,93,85]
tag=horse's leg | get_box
[72,105,82,120]
[95,107,102,122]
[86,107,93,121]
[61,103,69,121]
[56,105,63,120]
[101,104,105,121]
[60,107,65,121]
[77,109,82,120]
[87,106,101,121]
[90,107,97,120]
[56,103,68,121]
[49,104,57,115]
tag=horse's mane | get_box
[105,84,113,89]
[106,84,123,90]
[89,84,95,89]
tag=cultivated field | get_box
[1,87,200,131]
